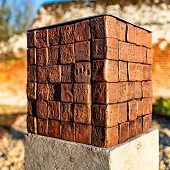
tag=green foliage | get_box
[153,98,170,116]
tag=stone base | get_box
[25,128,159,170]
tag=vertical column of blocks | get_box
[27,14,152,148]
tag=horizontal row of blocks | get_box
[27,114,152,148]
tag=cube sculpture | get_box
[27,14,152,148]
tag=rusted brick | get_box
[128,100,137,121]
[48,46,59,65]
[37,66,46,83]
[36,101,47,119]
[27,31,35,48]
[142,81,152,98]
[74,20,90,41]
[37,118,48,136]
[143,98,150,115]
[127,24,136,44]
[61,65,73,83]
[48,120,61,138]
[75,41,90,61]
[61,122,75,141]
[48,27,60,46]
[136,64,143,81]
[117,20,126,41]
[92,60,118,82]
[27,66,36,82]
[92,38,118,60]
[137,100,143,117]
[128,63,137,81]
[118,82,128,102]
[48,101,60,120]
[27,116,37,133]
[27,83,36,100]
[75,124,92,144]
[119,122,129,144]
[93,82,118,104]
[36,48,48,66]
[61,103,73,122]
[136,117,143,136]
[27,48,36,65]
[74,104,91,124]
[28,100,36,116]
[135,82,142,99]
[35,29,48,48]
[48,84,61,101]
[143,65,152,80]
[75,62,91,83]
[118,102,127,123]
[92,126,118,148]
[92,104,118,127]
[74,83,91,104]
[128,82,135,100]
[61,84,73,103]
[47,65,61,83]
[37,84,49,101]
[129,120,136,138]
[147,49,153,65]
[60,44,75,64]
[143,115,150,133]
[60,24,74,44]
[119,61,128,82]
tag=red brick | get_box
[27,66,36,82]
[75,41,90,61]
[27,31,35,48]
[61,122,75,141]
[75,62,91,83]
[92,60,118,82]
[61,65,73,83]
[127,24,136,44]
[28,100,36,116]
[92,126,118,148]
[61,103,73,122]
[128,100,137,121]
[93,82,118,104]
[61,84,73,103]
[146,32,152,48]
[147,49,153,65]
[129,120,136,138]
[48,46,59,65]
[136,64,143,81]
[136,28,143,46]
[48,84,61,101]
[27,83,36,100]
[27,48,36,65]
[74,104,91,124]
[60,24,74,44]
[119,61,128,81]
[128,82,135,100]
[37,118,48,136]
[139,46,147,63]
[118,82,128,102]
[48,120,61,138]
[92,104,118,127]
[117,20,126,41]
[35,29,48,48]
[143,65,152,80]
[136,117,143,136]
[74,20,90,41]
[148,114,152,128]
[75,124,92,144]
[48,27,60,46]
[142,81,152,98]
[129,45,137,62]
[74,83,91,104]
[149,98,152,114]
[37,66,46,83]
[37,84,48,101]
[47,101,60,120]
[27,116,37,133]
[128,63,136,81]
[118,102,127,123]
[143,115,150,133]
[36,101,48,119]
[92,38,118,60]
[135,82,142,99]
[137,100,143,117]
[47,65,61,83]
[60,44,75,64]
[143,98,151,115]
[119,122,129,144]
[36,48,48,66]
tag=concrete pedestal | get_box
[25,128,159,170]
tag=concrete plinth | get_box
[25,128,159,170]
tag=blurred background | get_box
[0,0,170,169]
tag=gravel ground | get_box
[0,114,169,170]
